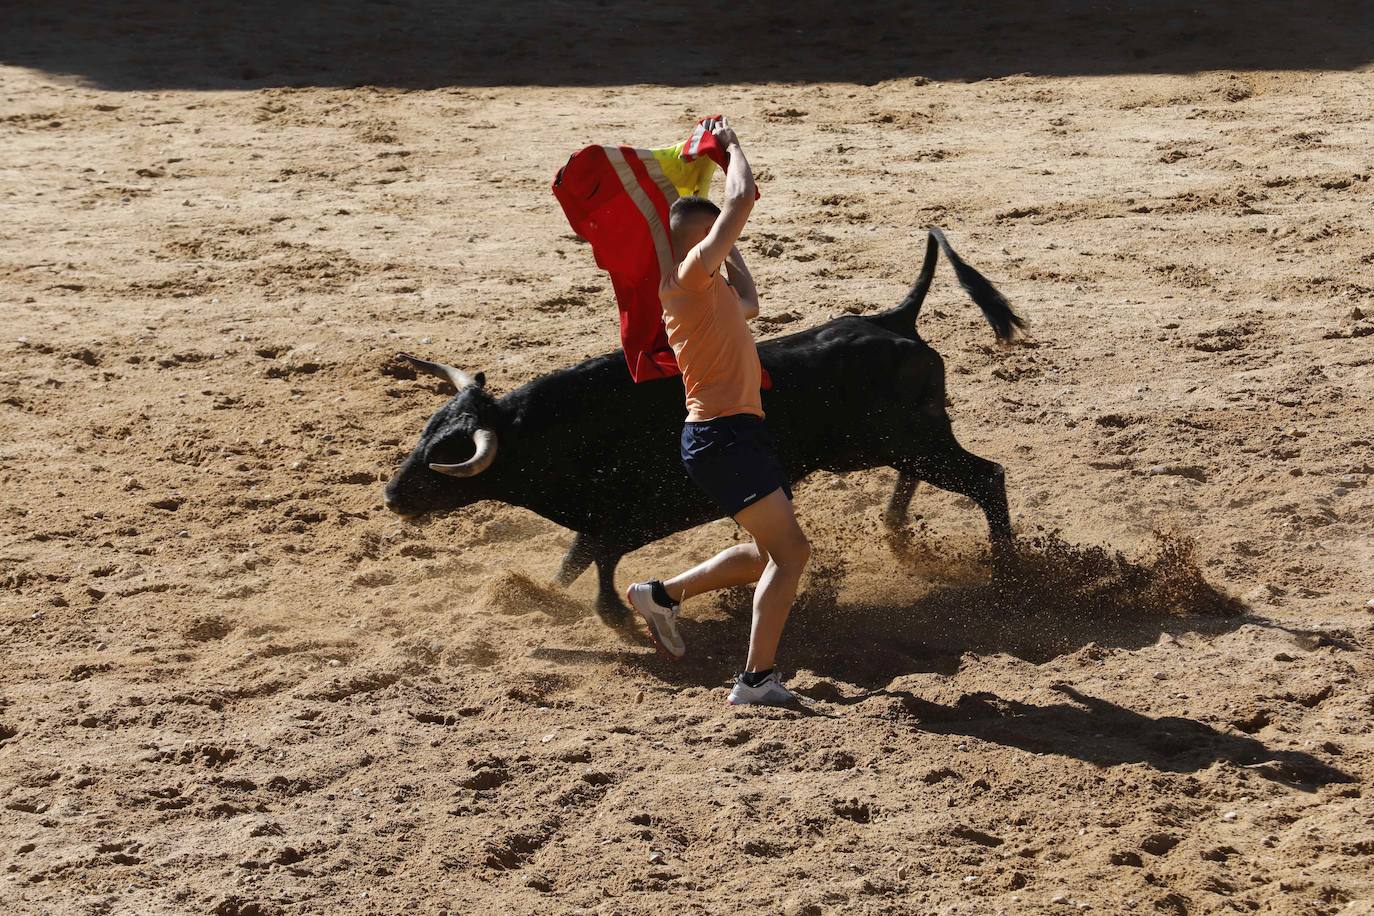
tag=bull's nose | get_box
[383,490,419,520]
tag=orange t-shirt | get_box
[660,248,763,422]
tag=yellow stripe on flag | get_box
[602,146,675,281]
[650,142,717,198]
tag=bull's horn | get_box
[398,352,482,391]
[428,428,498,478]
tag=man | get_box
[626,118,811,707]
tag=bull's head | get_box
[383,353,502,518]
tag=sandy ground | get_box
[3,6,1374,914]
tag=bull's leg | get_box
[555,534,631,626]
[555,533,597,587]
[882,471,921,532]
[592,551,630,627]
[898,440,1013,559]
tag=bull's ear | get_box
[474,371,486,388]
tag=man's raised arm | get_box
[724,245,758,319]
[693,118,755,276]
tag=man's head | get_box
[669,195,720,257]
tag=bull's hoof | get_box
[594,595,633,630]
[882,516,910,548]
[988,540,1029,605]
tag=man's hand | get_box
[688,117,755,279]
[709,117,739,149]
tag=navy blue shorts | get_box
[680,413,792,518]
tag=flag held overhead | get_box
[552,117,768,387]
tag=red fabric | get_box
[681,117,732,170]
[675,115,762,203]
[552,118,770,389]
[552,144,677,381]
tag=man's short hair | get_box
[669,195,721,232]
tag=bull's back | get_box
[760,317,939,474]
[760,317,934,412]
[499,317,933,540]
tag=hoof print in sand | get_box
[832,798,875,824]
[483,827,553,870]
[183,613,234,642]
[739,835,786,858]
[213,898,268,916]
[459,767,511,791]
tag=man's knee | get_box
[774,533,810,571]
[735,542,766,568]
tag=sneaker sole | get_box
[726,696,795,707]
[726,688,797,707]
[626,585,683,662]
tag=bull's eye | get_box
[428,435,478,466]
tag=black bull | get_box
[384,228,1025,623]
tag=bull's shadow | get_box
[537,532,1351,786]
[581,529,1252,688]
[3,1,1371,91]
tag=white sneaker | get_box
[727,671,796,706]
[626,582,685,660]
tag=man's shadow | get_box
[851,685,1349,789]
[535,532,1351,788]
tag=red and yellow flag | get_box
[553,117,766,386]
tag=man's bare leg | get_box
[628,537,767,661]
[731,488,810,672]
[662,542,768,604]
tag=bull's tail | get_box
[875,227,1025,341]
